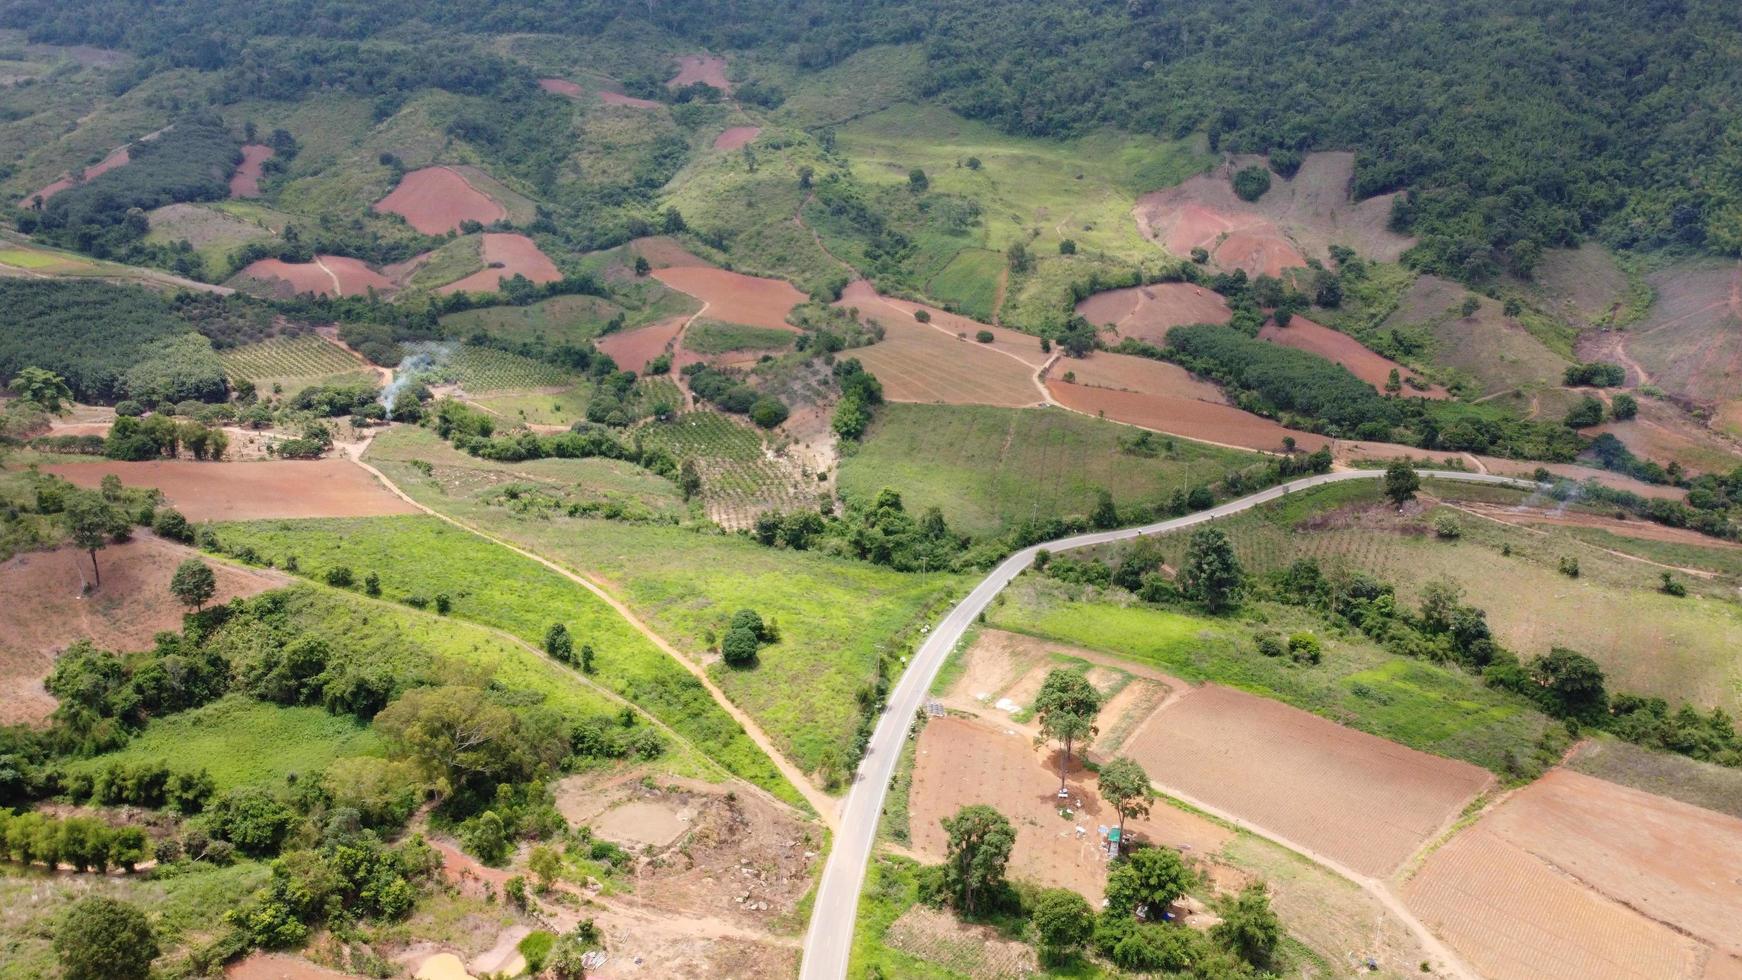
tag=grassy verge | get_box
[208,515,802,807]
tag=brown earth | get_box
[227,953,355,980]
[909,715,1233,903]
[47,459,420,521]
[597,316,686,374]
[597,90,664,110]
[1048,381,1319,453]
[652,266,806,332]
[1450,500,1742,550]
[1386,274,1572,398]
[1133,152,1411,273]
[22,141,133,207]
[228,144,274,198]
[1075,283,1232,344]
[630,236,712,269]
[373,166,507,235]
[1059,349,1229,403]
[1123,684,1492,877]
[1471,455,1692,500]
[843,311,1041,407]
[844,280,1050,367]
[538,78,584,97]
[436,233,562,295]
[1589,396,1742,477]
[669,54,731,93]
[1259,316,1447,397]
[233,256,393,298]
[713,126,761,151]
[0,535,283,725]
[1626,261,1742,410]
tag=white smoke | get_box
[380,343,452,412]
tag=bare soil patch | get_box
[1590,398,1742,477]
[845,280,1050,367]
[1260,316,1447,397]
[1075,283,1231,344]
[652,266,805,332]
[1387,274,1571,397]
[1134,152,1410,273]
[1061,349,1228,403]
[668,54,731,93]
[22,141,132,207]
[538,77,584,97]
[597,316,686,374]
[47,459,419,521]
[0,535,282,725]
[713,126,761,151]
[228,144,274,198]
[596,800,691,848]
[436,233,561,295]
[630,236,712,269]
[1049,380,1319,453]
[1125,685,1492,877]
[1627,260,1742,409]
[227,953,355,980]
[373,166,506,235]
[233,256,393,298]
[846,316,1040,406]
[1532,244,1630,330]
[910,715,1232,902]
[1470,455,1692,499]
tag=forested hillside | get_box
[5,0,1741,284]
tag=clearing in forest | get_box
[435,233,562,295]
[596,316,686,374]
[651,264,806,331]
[228,144,274,198]
[668,54,732,93]
[1258,316,1446,397]
[714,126,761,151]
[1075,282,1232,344]
[372,166,507,235]
[232,255,393,298]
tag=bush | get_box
[721,626,760,666]
[1558,556,1580,578]
[54,896,159,980]
[975,330,995,343]
[324,565,355,588]
[1254,631,1286,658]
[1232,166,1272,201]
[1287,631,1322,664]
[1660,572,1687,597]
[748,396,789,429]
[1433,513,1461,539]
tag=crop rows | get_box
[638,410,822,529]
[217,334,360,381]
[408,342,572,391]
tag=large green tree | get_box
[1032,669,1103,795]
[1031,887,1094,963]
[55,896,159,980]
[375,685,565,799]
[1179,526,1245,613]
[8,366,72,414]
[64,490,129,586]
[1105,846,1194,920]
[941,804,1015,915]
[1097,756,1153,854]
[1383,461,1421,505]
[169,558,217,612]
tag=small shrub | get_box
[1287,631,1322,664]
[913,309,931,323]
[1433,514,1461,539]
[1660,572,1687,597]
[434,593,452,614]
[1558,556,1580,578]
[975,330,995,343]
[1255,631,1286,658]
[324,566,354,588]
[363,572,380,596]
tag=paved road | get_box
[799,468,1539,979]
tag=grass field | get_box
[0,247,63,269]
[64,695,383,792]
[1116,479,1742,714]
[684,320,797,355]
[440,293,631,347]
[402,234,485,291]
[467,375,682,427]
[837,404,1258,537]
[412,342,573,391]
[1570,737,1742,821]
[208,514,802,805]
[986,576,1555,775]
[923,248,1004,321]
[365,426,967,780]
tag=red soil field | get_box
[842,301,1042,406]
[1062,349,1228,402]
[909,716,1231,902]
[235,256,393,298]
[228,144,274,198]
[651,266,805,332]
[538,77,584,97]
[226,953,355,980]
[1123,684,1491,876]
[713,126,761,151]
[47,459,420,521]
[597,316,686,374]
[1259,316,1446,398]
[0,536,282,725]
[668,54,731,93]
[1405,824,1708,979]
[1627,261,1742,408]
[842,280,1050,367]
[372,166,506,235]
[1134,200,1305,277]
[22,142,132,206]
[597,90,663,110]
[631,236,712,269]
[1075,283,1232,344]
[437,233,562,295]
[1049,381,1319,453]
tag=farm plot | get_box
[143,202,273,265]
[836,403,1258,536]
[47,459,419,521]
[1381,274,1572,397]
[0,536,282,725]
[19,138,133,206]
[908,715,1232,903]
[1259,316,1446,397]
[219,334,368,386]
[1076,282,1232,344]
[228,143,274,197]
[651,265,805,331]
[1121,685,1491,876]
[1627,259,1742,412]
[411,342,572,391]
[713,126,760,151]
[597,316,685,373]
[844,280,1049,368]
[669,53,732,92]
[923,248,1005,321]
[1404,823,1709,980]
[435,233,562,295]
[849,323,1040,406]
[232,255,392,298]
[442,293,630,347]
[684,320,796,358]
[638,410,820,528]
[372,165,506,234]
[1591,399,1742,477]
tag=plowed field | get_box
[844,280,1050,367]
[228,144,274,198]
[651,266,804,331]
[669,54,731,92]
[1123,685,1492,876]
[845,306,1041,407]
[714,126,761,151]
[234,256,392,298]
[436,233,561,295]
[372,166,506,235]
[597,316,686,373]
[47,459,419,521]
[1076,283,1232,344]
[1259,316,1446,397]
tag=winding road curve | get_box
[800,467,1543,980]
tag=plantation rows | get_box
[218,335,362,382]
[639,411,822,530]
[408,342,572,391]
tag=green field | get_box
[1114,479,1742,714]
[441,293,631,347]
[467,375,682,427]
[218,333,370,392]
[403,234,485,291]
[684,320,797,355]
[922,247,1004,321]
[210,513,803,805]
[0,247,63,269]
[65,696,383,792]
[413,343,573,391]
[837,404,1258,537]
[365,425,966,779]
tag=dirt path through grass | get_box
[346,450,839,826]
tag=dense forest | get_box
[5,0,1741,282]
[0,281,227,404]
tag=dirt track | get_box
[228,144,274,198]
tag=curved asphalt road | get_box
[799,468,1542,979]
